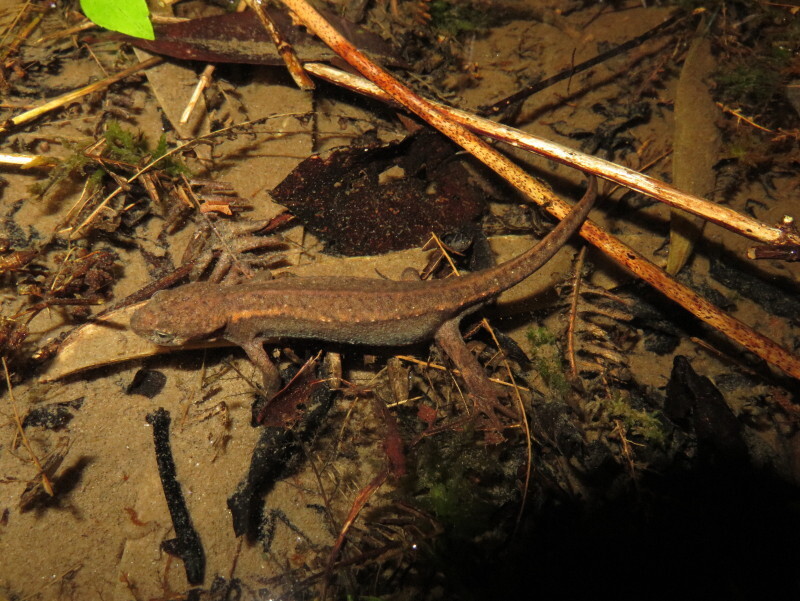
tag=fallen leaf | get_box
[667,31,721,275]
[126,8,401,67]
[272,131,487,256]
[40,302,231,381]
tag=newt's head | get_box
[130,282,227,346]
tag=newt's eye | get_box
[152,331,176,345]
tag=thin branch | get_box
[0,56,163,134]
[0,152,56,168]
[394,355,531,392]
[246,0,314,90]
[3,357,53,496]
[180,64,215,125]
[567,246,587,380]
[479,13,684,116]
[479,318,532,537]
[1,8,42,62]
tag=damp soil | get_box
[1,1,800,600]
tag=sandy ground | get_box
[1,1,799,599]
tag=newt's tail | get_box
[482,176,596,296]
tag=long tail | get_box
[457,176,597,304]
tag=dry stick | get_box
[0,56,163,135]
[567,246,588,380]
[394,355,531,392]
[3,358,53,496]
[33,20,94,45]
[180,64,216,125]
[0,152,55,168]
[281,0,800,380]
[304,63,795,248]
[479,317,533,533]
[246,0,314,90]
[716,102,779,134]
[0,9,43,62]
[0,2,32,47]
[478,13,683,116]
[325,470,388,591]
[179,0,251,124]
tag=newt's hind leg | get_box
[434,319,517,442]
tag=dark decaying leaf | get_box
[146,408,205,585]
[22,398,84,430]
[126,8,401,67]
[229,359,334,542]
[271,131,487,256]
[665,356,748,464]
[255,356,323,428]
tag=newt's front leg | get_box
[434,319,517,441]
[238,338,282,396]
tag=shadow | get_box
[27,456,94,516]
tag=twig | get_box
[179,64,216,125]
[3,357,52,496]
[426,233,533,527]
[479,318,532,536]
[394,355,531,392]
[146,408,205,585]
[567,246,587,380]
[716,102,776,134]
[324,469,388,591]
[479,13,684,116]
[246,0,314,90]
[0,2,34,48]
[0,152,56,168]
[279,0,800,380]
[0,56,163,134]
[178,174,252,278]
[33,19,94,45]
[0,7,42,62]
[178,0,250,125]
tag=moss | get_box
[407,429,518,541]
[598,393,667,447]
[710,3,800,121]
[28,138,95,199]
[104,121,189,176]
[428,1,488,37]
[526,326,569,400]
[30,123,188,203]
[527,325,555,346]
[714,59,785,112]
[104,120,148,164]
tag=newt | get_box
[131,179,596,431]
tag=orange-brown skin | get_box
[131,181,595,399]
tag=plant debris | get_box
[2,0,800,598]
[228,358,334,544]
[146,408,205,585]
[126,7,401,67]
[272,131,486,255]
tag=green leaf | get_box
[80,0,155,40]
